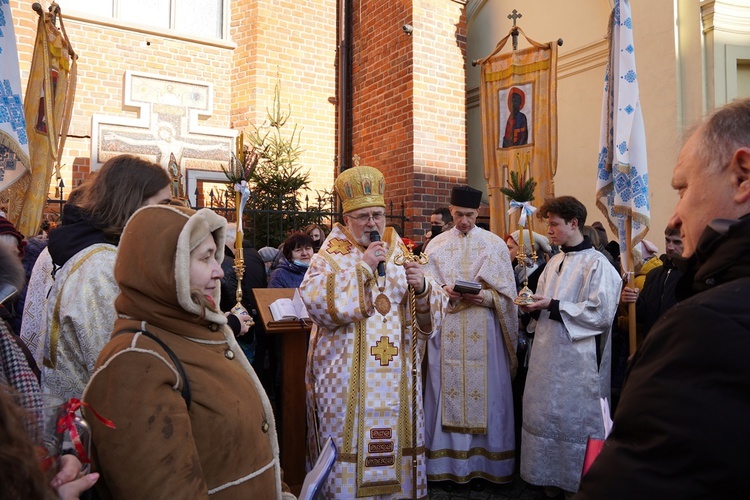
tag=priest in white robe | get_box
[520,196,621,495]
[300,165,447,499]
[422,185,518,486]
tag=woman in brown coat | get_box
[83,205,293,499]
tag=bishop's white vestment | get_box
[521,244,621,492]
[422,226,518,484]
[300,225,447,499]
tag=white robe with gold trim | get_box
[41,243,118,400]
[300,224,447,499]
[422,226,518,484]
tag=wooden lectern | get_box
[253,288,311,495]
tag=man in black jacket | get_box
[619,225,683,337]
[575,98,750,499]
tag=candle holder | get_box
[513,225,538,306]
[222,135,261,327]
[500,168,538,306]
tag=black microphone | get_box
[370,230,386,277]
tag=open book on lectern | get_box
[269,288,310,322]
[299,436,337,500]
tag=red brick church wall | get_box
[350,0,467,239]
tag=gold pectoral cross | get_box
[371,336,398,366]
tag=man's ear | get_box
[569,217,579,230]
[732,148,750,204]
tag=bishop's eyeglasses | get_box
[348,211,386,223]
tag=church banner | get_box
[595,0,650,256]
[5,3,76,237]
[476,28,558,237]
[0,1,31,194]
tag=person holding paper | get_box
[300,165,447,499]
[519,196,621,497]
[421,185,518,488]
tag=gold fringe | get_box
[484,60,551,82]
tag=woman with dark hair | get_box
[268,232,314,288]
[303,224,326,252]
[40,154,172,401]
[82,205,292,498]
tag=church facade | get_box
[7,0,750,242]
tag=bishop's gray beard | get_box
[356,233,371,246]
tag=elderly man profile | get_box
[576,98,750,499]
[422,185,518,489]
[300,165,447,499]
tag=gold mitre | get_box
[335,166,386,213]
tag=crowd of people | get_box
[1,98,749,498]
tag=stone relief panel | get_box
[91,71,235,178]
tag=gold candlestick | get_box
[230,138,252,327]
[514,225,535,306]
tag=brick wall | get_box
[9,0,336,217]
[351,0,467,239]
[8,0,465,238]
[230,0,337,199]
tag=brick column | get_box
[350,0,467,239]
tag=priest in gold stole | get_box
[422,186,518,486]
[300,166,447,499]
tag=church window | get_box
[58,0,225,40]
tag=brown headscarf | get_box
[113,205,227,339]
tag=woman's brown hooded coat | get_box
[83,205,292,499]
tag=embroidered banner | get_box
[477,28,558,237]
[0,1,31,195]
[5,3,76,237]
[595,0,650,257]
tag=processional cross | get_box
[508,9,523,50]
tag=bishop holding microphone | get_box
[299,165,447,499]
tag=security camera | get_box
[402,24,413,35]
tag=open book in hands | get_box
[269,288,310,322]
[299,436,337,500]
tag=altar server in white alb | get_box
[520,195,621,496]
[300,165,447,499]
[422,185,518,486]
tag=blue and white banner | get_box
[595,0,650,259]
[0,0,30,191]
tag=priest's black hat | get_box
[450,185,482,209]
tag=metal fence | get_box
[197,191,409,249]
[43,191,409,249]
